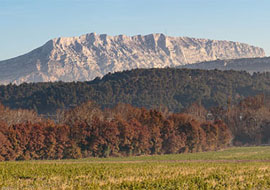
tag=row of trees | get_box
[184,94,270,145]
[2,93,270,161]
[212,94,270,145]
[0,102,231,161]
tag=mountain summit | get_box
[0,33,265,84]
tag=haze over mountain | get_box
[0,33,265,85]
[179,57,270,73]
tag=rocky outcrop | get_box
[0,33,265,84]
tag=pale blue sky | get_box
[0,0,269,61]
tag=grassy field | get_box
[1,146,270,189]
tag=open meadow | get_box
[1,146,270,189]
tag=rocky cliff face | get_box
[0,33,265,84]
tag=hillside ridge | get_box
[179,56,270,72]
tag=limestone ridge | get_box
[0,33,265,84]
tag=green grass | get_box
[39,146,270,162]
[1,146,270,189]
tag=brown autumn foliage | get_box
[0,101,233,161]
[210,94,270,145]
[0,103,42,126]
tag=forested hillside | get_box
[1,68,270,114]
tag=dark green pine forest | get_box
[1,68,270,114]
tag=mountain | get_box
[1,68,270,114]
[179,57,270,72]
[0,33,265,84]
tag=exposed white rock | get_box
[0,33,265,84]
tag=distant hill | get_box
[179,57,270,73]
[1,68,270,114]
[0,33,265,84]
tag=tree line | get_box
[0,102,231,161]
[1,93,270,161]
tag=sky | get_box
[0,0,270,61]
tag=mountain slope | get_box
[0,33,265,84]
[179,57,270,72]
